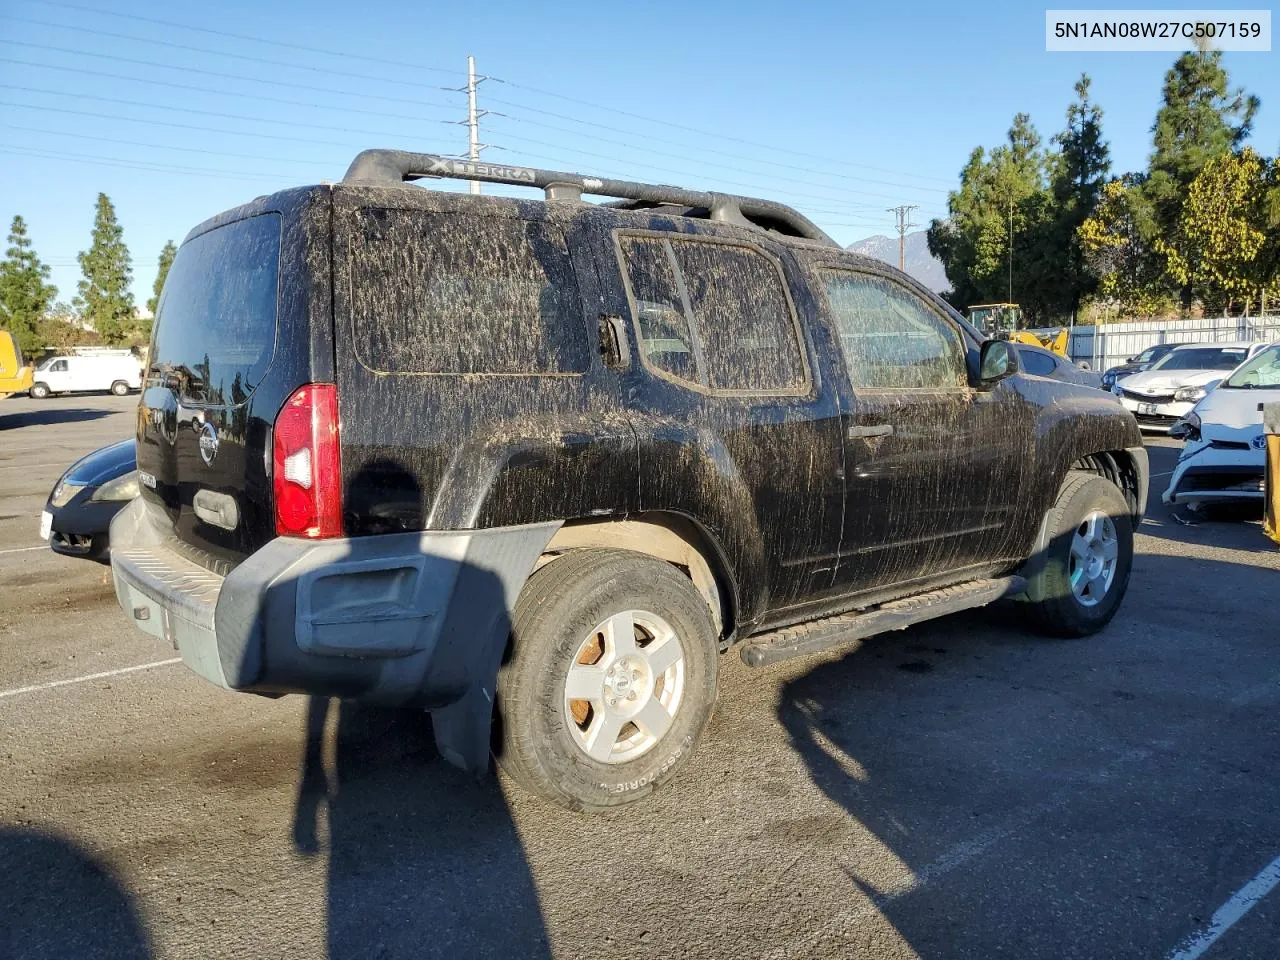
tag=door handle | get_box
[847,423,894,439]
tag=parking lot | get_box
[3,393,1279,960]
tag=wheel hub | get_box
[1069,510,1119,608]
[564,610,687,764]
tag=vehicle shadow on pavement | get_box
[291,699,551,959]
[0,826,152,959]
[0,408,117,430]
[290,458,551,959]
[776,534,1280,957]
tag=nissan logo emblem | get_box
[198,422,220,465]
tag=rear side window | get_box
[616,233,808,395]
[348,209,588,375]
[820,271,966,390]
[150,213,280,405]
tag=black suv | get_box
[111,151,1148,811]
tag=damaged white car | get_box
[1163,342,1280,507]
[1114,341,1266,433]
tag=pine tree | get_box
[928,113,1054,319]
[1047,75,1111,317]
[74,193,135,345]
[0,215,58,356]
[146,240,177,317]
[1145,50,1259,304]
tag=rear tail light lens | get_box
[273,383,342,538]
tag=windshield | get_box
[1134,346,1160,363]
[1150,347,1249,372]
[1224,344,1280,388]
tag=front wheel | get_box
[496,548,719,811]
[29,382,50,399]
[1020,471,1134,637]
[109,380,130,396]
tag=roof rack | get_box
[342,149,837,247]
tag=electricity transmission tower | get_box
[454,55,488,194]
[886,204,919,271]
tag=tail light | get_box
[273,383,342,538]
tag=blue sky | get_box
[0,0,1276,304]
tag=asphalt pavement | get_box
[2,393,1279,960]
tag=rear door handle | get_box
[848,424,894,439]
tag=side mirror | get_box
[978,339,1017,385]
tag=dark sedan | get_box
[40,439,137,562]
[1100,342,1187,390]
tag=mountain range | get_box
[846,230,950,294]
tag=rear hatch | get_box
[136,191,328,571]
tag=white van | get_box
[30,352,143,399]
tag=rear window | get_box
[348,209,588,375]
[149,214,280,405]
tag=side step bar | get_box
[740,576,1026,668]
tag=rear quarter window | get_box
[347,209,589,376]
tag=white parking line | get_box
[0,658,182,701]
[767,744,1156,959]
[1151,470,1174,479]
[0,545,46,556]
[1166,852,1280,960]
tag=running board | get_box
[739,576,1026,668]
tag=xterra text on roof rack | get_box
[110,150,1148,811]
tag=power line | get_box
[2,17,460,92]
[2,85,451,140]
[2,44,940,203]
[25,0,459,75]
[485,92,955,190]
[494,80,958,188]
[0,40,464,112]
[1,123,337,168]
[1,86,909,214]
[1,18,956,195]
[0,145,295,182]
[0,58,464,127]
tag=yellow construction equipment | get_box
[0,330,34,398]
[1265,401,1280,547]
[966,303,1071,360]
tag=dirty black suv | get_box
[111,151,1148,811]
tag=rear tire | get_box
[109,380,130,396]
[1021,471,1134,637]
[29,382,50,399]
[496,548,718,812]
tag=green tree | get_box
[74,193,135,345]
[928,113,1060,321]
[1078,176,1172,317]
[146,240,176,317]
[0,215,58,355]
[1161,148,1277,314]
[1046,75,1111,317]
[1145,50,1259,304]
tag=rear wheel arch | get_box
[539,512,738,643]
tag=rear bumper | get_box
[109,498,559,768]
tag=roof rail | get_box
[342,149,838,247]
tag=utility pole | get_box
[886,204,918,272]
[1007,195,1014,303]
[466,55,482,195]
